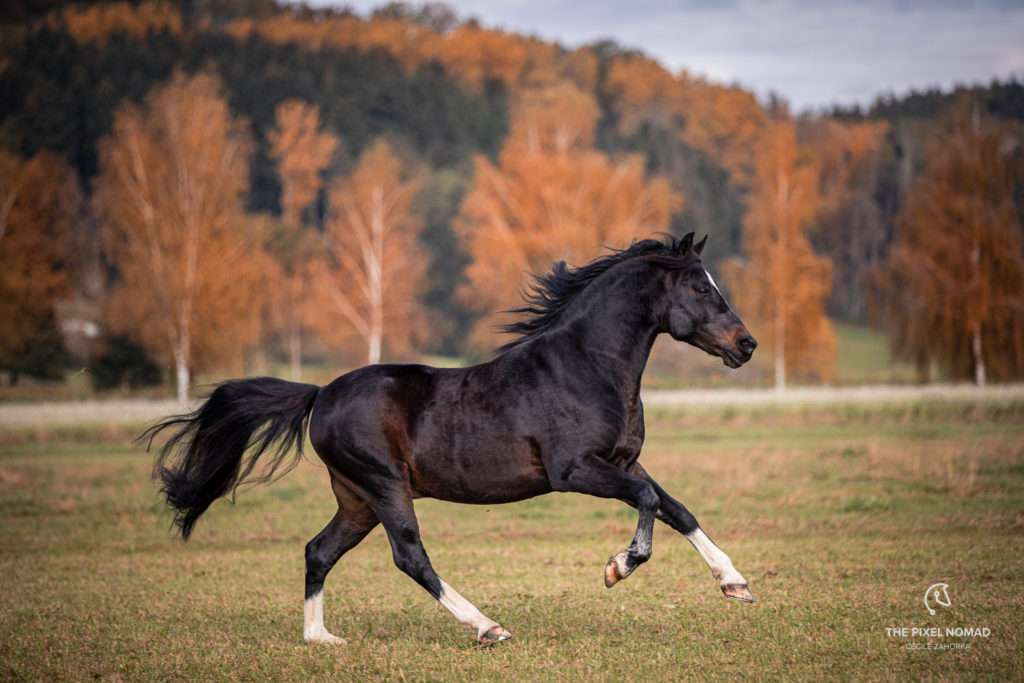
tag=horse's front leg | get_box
[632,464,755,602]
[552,454,660,587]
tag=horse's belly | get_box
[409,441,551,504]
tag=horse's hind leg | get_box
[304,482,378,644]
[374,490,511,644]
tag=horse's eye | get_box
[694,284,710,295]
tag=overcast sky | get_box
[314,0,1024,111]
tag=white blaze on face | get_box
[704,268,734,310]
[685,528,746,586]
[704,268,722,295]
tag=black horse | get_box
[146,233,758,645]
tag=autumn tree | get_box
[805,119,889,319]
[48,1,182,44]
[869,107,1024,385]
[457,89,682,351]
[507,81,599,154]
[97,70,270,403]
[723,119,836,389]
[0,150,75,380]
[268,99,339,379]
[606,54,766,187]
[305,140,426,365]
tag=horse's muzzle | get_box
[721,332,757,368]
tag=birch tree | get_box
[305,140,425,365]
[0,150,74,375]
[268,99,339,379]
[722,119,836,389]
[97,70,266,403]
[869,106,1024,385]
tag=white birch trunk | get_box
[174,346,190,405]
[970,238,985,387]
[774,167,789,393]
[288,317,302,380]
[367,187,384,365]
[774,305,786,392]
[972,322,986,387]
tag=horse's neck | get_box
[563,270,661,401]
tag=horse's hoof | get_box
[721,583,756,603]
[304,631,346,645]
[604,552,629,588]
[479,626,512,645]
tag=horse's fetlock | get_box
[629,548,651,566]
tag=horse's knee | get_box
[636,483,659,512]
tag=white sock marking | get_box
[686,528,746,585]
[438,580,500,639]
[303,590,344,644]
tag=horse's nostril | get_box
[738,335,757,355]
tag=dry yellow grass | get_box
[1,401,1023,680]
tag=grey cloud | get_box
[317,0,1024,110]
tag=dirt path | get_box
[642,382,1024,407]
[3,383,1024,428]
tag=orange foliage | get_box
[48,1,181,44]
[229,14,566,92]
[229,15,438,72]
[870,108,1024,384]
[0,150,75,366]
[606,54,681,132]
[304,140,426,364]
[96,70,272,400]
[606,54,766,185]
[722,120,836,387]
[267,100,340,377]
[457,122,682,352]
[561,47,600,93]
[508,81,600,154]
[269,100,339,228]
[436,24,558,89]
[809,119,889,211]
[676,76,766,186]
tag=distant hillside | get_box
[2,0,1021,364]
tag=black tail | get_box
[141,377,320,540]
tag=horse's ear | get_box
[678,232,695,254]
[694,234,708,256]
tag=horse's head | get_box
[659,233,757,369]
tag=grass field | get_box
[2,401,1023,680]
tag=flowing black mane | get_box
[499,235,693,353]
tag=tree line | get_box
[2,0,1023,396]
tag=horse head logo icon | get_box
[924,583,951,615]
